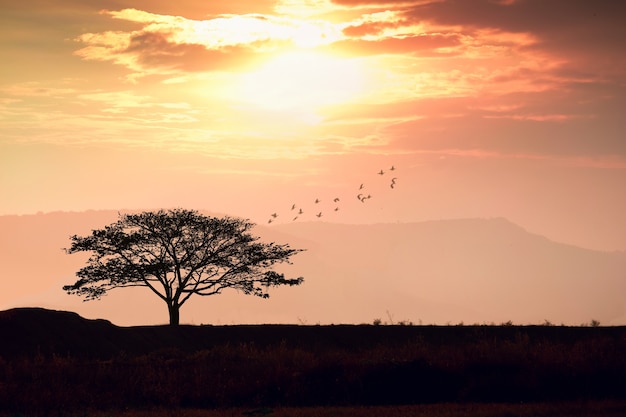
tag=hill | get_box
[1,307,624,359]
[1,211,624,326]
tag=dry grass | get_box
[1,310,625,415]
[4,401,625,417]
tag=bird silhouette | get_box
[264,163,397,223]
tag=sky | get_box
[1,0,626,252]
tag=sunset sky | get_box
[2,0,626,252]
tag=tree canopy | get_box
[63,209,304,325]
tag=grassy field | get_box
[1,309,625,416]
[2,402,626,417]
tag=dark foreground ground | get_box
[2,401,625,417]
[1,308,625,416]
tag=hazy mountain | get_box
[1,211,624,326]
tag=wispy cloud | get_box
[2,0,624,163]
[418,148,626,170]
[73,8,347,80]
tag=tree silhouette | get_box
[62,209,304,325]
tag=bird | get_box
[264,162,397,225]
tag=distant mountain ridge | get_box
[1,211,624,326]
[269,218,626,325]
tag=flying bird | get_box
[293,216,298,221]
[298,208,303,214]
[334,207,339,211]
[359,184,364,190]
[315,198,320,204]
[271,213,278,218]
[316,212,322,218]
[378,170,384,175]
[390,165,395,171]
[333,197,340,202]
[291,204,296,210]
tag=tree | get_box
[63,209,304,325]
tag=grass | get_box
[3,401,626,417]
[1,309,625,415]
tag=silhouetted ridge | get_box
[0,307,119,358]
[3,307,625,362]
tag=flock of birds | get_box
[267,165,398,224]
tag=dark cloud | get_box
[333,0,626,57]
[122,31,270,72]
[401,0,626,34]
[401,0,626,62]
[342,20,403,37]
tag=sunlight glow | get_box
[232,51,367,114]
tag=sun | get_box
[232,50,368,116]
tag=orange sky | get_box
[1,0,626,251]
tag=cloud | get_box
[330,33,461,56]
[4,0,624,164]
[73,8,348,79]
[0,82,78,98]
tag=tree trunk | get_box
[168,303,180,326]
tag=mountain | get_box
[268,219,626,326]
[0,211,624,326]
